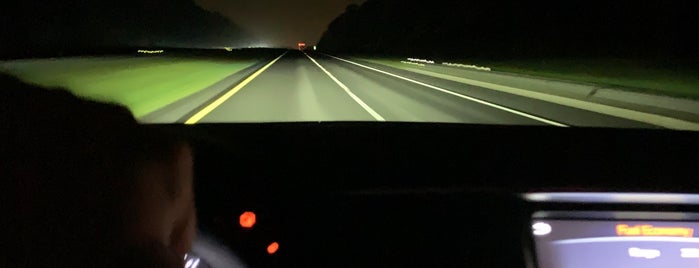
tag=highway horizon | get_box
[143,50,658,128]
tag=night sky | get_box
[195,0,366,48]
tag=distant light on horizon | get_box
[245,41,273,48]
[193,0,368,48]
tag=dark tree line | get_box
[1,0,255,57]
[319,0,698,61]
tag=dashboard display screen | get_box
[532,212,699,268]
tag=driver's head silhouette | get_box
[2,74,196,267]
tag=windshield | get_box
[1,0,697,130]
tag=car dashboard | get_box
[165,122,698,267]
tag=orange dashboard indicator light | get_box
[239,211,256,228]
[267,242,280,255]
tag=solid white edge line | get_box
[324,54,568,127]
[304,52,385,121]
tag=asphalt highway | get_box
[148,50,655,128]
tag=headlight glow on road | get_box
[401,61,425,66]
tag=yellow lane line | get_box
[184,51,288,124]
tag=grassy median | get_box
[0,56,256,117]
[479,59,699,99]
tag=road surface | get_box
[145,50,655,128]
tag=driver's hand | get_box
[128,144,197,263]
